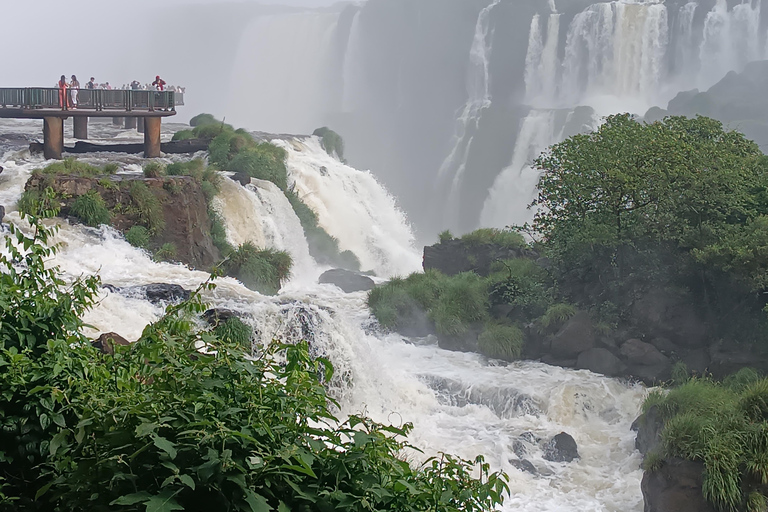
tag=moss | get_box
[143,162,165,179]
[124,225,150,249]
[129,182,164,234]
[70,190,111,227]
[172,129,196,141]
[223,242,292,295]
[461,228,526,249]
[478,324,524,361]
[213,317,252,350]
[312,127,345,160]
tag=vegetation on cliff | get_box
[0,206,509,512]
[313,126,345,161]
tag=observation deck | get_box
[0,88,184,159]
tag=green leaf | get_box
[144,489,184,512]
[111,491,152,505]
[152,435,177,460]
[136,422,158,437]
[178,474,195,490]
[243,489,272,512]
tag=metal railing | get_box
[0,88,179,112]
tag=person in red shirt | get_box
[152,75,166,91]
[58,75,69,109]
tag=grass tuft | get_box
[124,225,150,249]
[478,324,524,361]
[70,190,111,227]
[223,242,292,295]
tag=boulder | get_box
[203,308,240,327]
[543,432,579,463]
[626,363,673,385]
[0,205,4,222]
[641,458,715,512]
[92,332,131,355]
[550,311,595,359]
[319,269,375,293]
[230,172,251,186]
[621,339,671,367]
[29,142,44,154]
[651,337,679,356]
[576,348,625,377]
[509,459,537,475]
[632,404,664,456]
[135,283,191,304]
[0,165,3,174]
[422,238,537,277]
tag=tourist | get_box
[152,75,166,91]
[58,75,69,109]
[86,77,95,90]
[105,82,112,90]
[69,75,80,109]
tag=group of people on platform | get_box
[56,75,183,109]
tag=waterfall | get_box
[212,177,267,250]
[341,9,363,114]
[526,12,562,106]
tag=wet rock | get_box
[642,457,715,512]
[203,308,240,327]
[651,337,679,356]
[550,311,595,359]
[543,432,579,463]
[423,238,537,277]
[230,172,251,186]
[0,165,3,174]
[512,439,527,458]
[576,347,625,377]
[92,332,131,355]
[510,459,537,475]
[133,283,191,304]
[0,205,4,222]
[319,269,375,293]
[632,404,664,456]
[519,431,541,444]
[101,284,119,294]
[29,142,44,154]
[621,339,670,367]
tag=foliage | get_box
[69,189,111,227]
[212,317,252,350]
[154,242,177,262]
[642,375,768,510]
[166,158,205,180]
[193,119,234,141]
[103,163,119,174]
[124,225,151,249]
[208,206,232,256]
[286,190,361,271]
[143,161,166,178]
[0,208,509,511]
[438,230,454,243]
[129,182,165,234]
[477,324,524,361]
[487,258,553,321]
[189,113,217,127]
[461,228,526,250]
[171,129,195,141]
[225,145,289,191]
[313,126,345,161]
[17,189,56,218]
[538,303,577,331]
[430,272,489,336]
[36,157,113,177]
[223,242,293,295]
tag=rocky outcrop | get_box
[641,458,715,512]
[65,139,210,155]
[114,283,192,304]
[0,205,4,222]
[25,174,219,269]
[319,269,375,293]
[576,348,625,377]
[632,405,664,456]
[203,308,240,327]
[550,311,595,359]
[92,332,131,355]
[423,238,537,277]
[543,432,579,463]
[230,172,252,186]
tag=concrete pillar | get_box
[124,117,137,130]
[73,116,88,140]
[43,117,64,160]
[137,117,145,134]
[144,117,161,158]
[112,117,123,126]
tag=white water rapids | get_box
[0,119,646,511]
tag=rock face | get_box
[0,205,4,222]
[121,283,191,304]
[92,332,131,355]
[550,312,595,359]
[543,432,579,463]
[230,172,252,186]
[632,405,664,456]
[642,458,715,512]
[576,348,625,377]
[319,269,375,293]
[423,238,537,277]
[203,308,240,327]
[25,174,219,269]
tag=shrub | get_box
[461,228,526,249]
[103,162,119,174]
[69,190,111,227]
[213,317,252,350]
[189,112,217,127]
[17,189,55,217]
[201,180,218,202]
[488,258,552,320]
[313,126,345,160]
[142,161,165,178]
[129,182,164,234]
[478,324,524,361]
[223,242,292,295]
[166,158,205,179]
[172,129,196,141]
[38,157,103,177]
[538,303,577,331]
[154,242,177,262]
[439,230,454,243]
[124,225,150,248]
[367,278,423,330]
[430,272,489,336]
[193,121,233,141]
[225,145,288,191]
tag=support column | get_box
[124,117,137,130]
[73,116,88,140]
[144,117,161,158]
[43,117,64,160]
[137,117,145,134]
[112,117,123,126]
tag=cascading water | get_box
[0,119,648,510]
